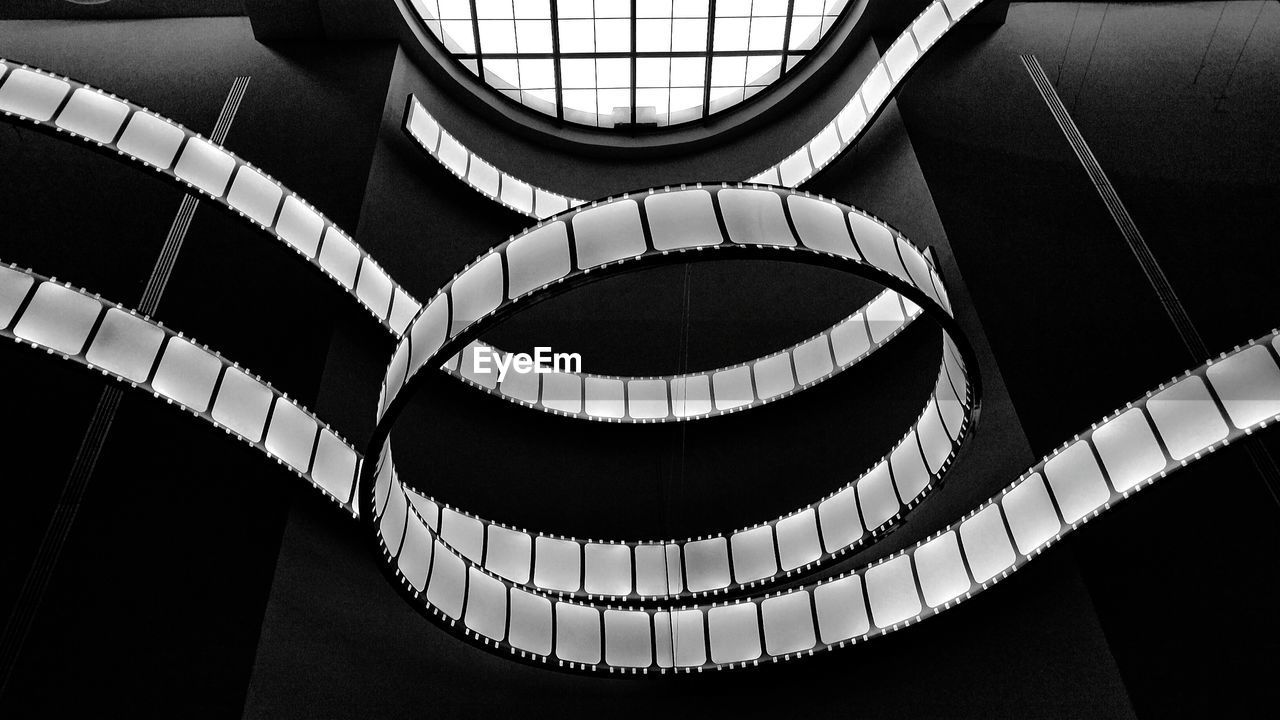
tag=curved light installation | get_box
[0,59,912,427]
[369,324,1280,670]
[0,59,421,335]
[5,0,1279,676]
[406,0,855,128]
[369,184,973,610]
[0,264,362,516]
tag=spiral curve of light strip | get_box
[3,0,1280,674]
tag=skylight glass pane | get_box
[515,20,553,52]
[746,55,782,85]
[636,58,671,87]
[476,0,514,20]
[522,88,557,112]
[596,58,630,88]
[754,0,790,15]
[670,57,706,86]
[669,87,704,123]
[562,89,597,114]
[710,56,747,87]
[478,20,518,53]
[670,17,708,51]
[789,16,822,51]
[713,17,751,51]
[670,87,703,111]
[673,0,709,17]
[518,58,556,88]
[559,0,593,18]
[513,0,551,18]
[638,1,674,18]
[485,60,521,89]
[595,0,630,18]
[748,16,786,50]
[440,20,476,53]
[598,88,631,119]
[438,0,472,19]
[558,18,595,52]
[710,86,746,113]
[561,58,596,88]
[635,88,670,121]
[636,18,673,52]
[595,18,631,52]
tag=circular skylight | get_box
[409,0,853,129]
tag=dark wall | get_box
[0,2,1276,718]
[0,16,397,717]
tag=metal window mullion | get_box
[780,0,795,77]
[469,0,485,78]
[701,1,717,119]
[452,49,790,59]
[630,0,638,124]
[550,0,565,121]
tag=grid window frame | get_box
[413,0,852,128]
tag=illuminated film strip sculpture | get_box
[4,0,1280,673]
